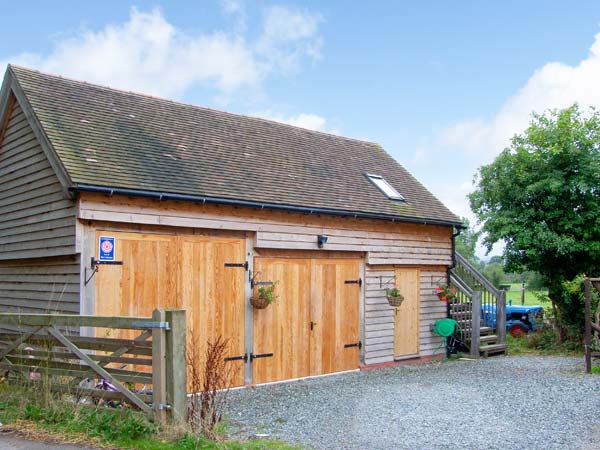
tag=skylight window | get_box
[365,173,405,201]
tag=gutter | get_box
[69,184,463,228]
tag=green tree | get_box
[455,217,479,266]
[469,104,600,331]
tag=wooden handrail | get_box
[455,252,501,298]
[449,272,473,296]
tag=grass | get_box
[505,283,549,307]
[0,383,297,450]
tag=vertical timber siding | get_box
[0,255,80,314]
[0,99,77,260]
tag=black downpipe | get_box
[446,226,462,358]
[69,184,463,228]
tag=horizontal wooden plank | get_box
[0,247,78,262]
[0,313,156,329]
[364,355,394,365]
[0,333,152,356]
[0,362,151,385]
[12,380,153,404]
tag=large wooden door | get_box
[394,267,420,357]
[94,231,246,387]
[252,258,311,384]
[95,232,179,321]
[180,236,246,387]
[310,259,360,375]
[253,257,360,384]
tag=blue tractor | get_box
[480,303,544,338]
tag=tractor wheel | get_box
[509,323,528,338]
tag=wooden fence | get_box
[0,309,187,424]
[585,278,600,374]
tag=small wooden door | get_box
[180,236,246,387]
[253,257,360,384]
[394,267,420,357]
[252,258,311,384]
[310,259,360,375]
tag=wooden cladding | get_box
[94,232,246,387]
[0,101,76,260]
[253,258,360,384]
[78,193,452,266]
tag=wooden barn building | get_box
[0,65,462,385]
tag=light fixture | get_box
[317,235,328,248]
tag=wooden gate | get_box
[394,267,420,357]
[94,232,246,386]
[253,257,360,384]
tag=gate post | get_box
[152,309,168,423]
[165,309,187,424]
[496,290,506,345]
[585,278,592,374]
[470,291,481,359]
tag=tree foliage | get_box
[455,217,479,265]
[469,104,600,328]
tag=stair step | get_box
[479,343,507,357]
[480,334,498,343]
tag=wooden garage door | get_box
[95,232,246,387]
[180,236,246,387]
[394,267,420,357]
[252,258,311,384]
[253,257,360,384]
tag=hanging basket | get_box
[250,296,269,309]
[387,294,404,307]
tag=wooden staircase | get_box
[449,253,507,357]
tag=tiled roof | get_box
[9,65,461,225]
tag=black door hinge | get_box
[344,278,362,287]
[224,353,248,363]
[250,352,274,360]
[344,341,362,349]
[224,261,249,270]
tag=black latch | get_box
[344,341,362,349]
[224,261,249,271]
[224,353,248,363]
[344,278,362,287]
[250,352,274,360]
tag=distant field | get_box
[504,283,549,307]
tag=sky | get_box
[3,1,600,257]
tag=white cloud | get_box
[257,6,323,72]
[441,32,600,157]
[252,110,336,133]
[1,6,323,99]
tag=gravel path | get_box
[226,356,600,450]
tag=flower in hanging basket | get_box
[385,280,404,307]
[435,284,457,302]
[250,280,279,309]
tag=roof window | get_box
[365,173,405,201]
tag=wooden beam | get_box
[0,313,154,329]
[152,309,167,424]
[165,310,187,424]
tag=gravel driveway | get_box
[226,356,600,450]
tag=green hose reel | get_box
[432,318,459,361]
[433,318,457,337]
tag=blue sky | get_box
[3,1,600,256]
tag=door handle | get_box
[310,321,316,331]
